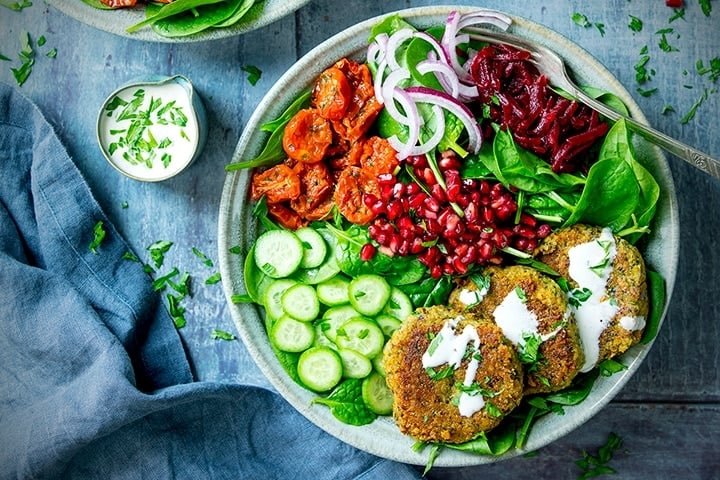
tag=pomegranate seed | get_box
[431,184,447,203]
[360,243,376,261]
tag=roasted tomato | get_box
[282,109,333,163]
[250,164,301,203]
[359,136,399,177]
[334,166,380,225]
[290,161,333,214]
[312,66,352,121]
[331,59,383,143]
[267,203,306,230]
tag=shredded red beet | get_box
[468,44,609,173]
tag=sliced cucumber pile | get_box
[245,226,407,415]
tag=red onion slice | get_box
[406,86,483,154]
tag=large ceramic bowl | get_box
[218,6,678,467]
[48,0,310,42]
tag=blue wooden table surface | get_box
[1,0,718,478]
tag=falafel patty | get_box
[534,224,649,372]
[383,305,523,444]
[449,265,584,395]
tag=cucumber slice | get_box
[254,229,304,278]
[335,317,385,359]
[375,314,402,337]
[263,279,299,321]
[270,315,315,353]
[281,283,320,322]
[295,227,328,269]
[297,346,343,392]
[348,274,392,316]
[338,348,372,379]
[361,371,394,415]
[382,287,414,321]
[320,305,363,343]
[372,348,386,377]
[293,228,340,285]
[316,275,351,306]
[313,322,337,350]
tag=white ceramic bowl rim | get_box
[218,5,679,467]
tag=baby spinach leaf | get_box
[127,0,225,33]
[402,275,453,308]
[368,13,417,42]
[312,378,377,426]
[641,269,666,344]
[564,157,639,231]
[147,0,245,38]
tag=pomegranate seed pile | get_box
[363,152,552,278]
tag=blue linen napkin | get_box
[0,82,421,480]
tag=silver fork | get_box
[467,28,720,179]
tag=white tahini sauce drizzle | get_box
[492,288,539,347]
[567,227,619,372]
[457,285,489,307]
[620,315,646,331]
[421,316,485,417]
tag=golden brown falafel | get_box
[534,224,648,371]
[449,265,584,394]
[383,305,523,444]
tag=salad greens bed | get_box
[228,12,667,464]
[82,0,258,38]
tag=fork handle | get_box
[571,87,720,179]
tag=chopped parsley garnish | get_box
[576,432,623,479]
[167,293,186,328]
[147,240,173,268]
[568,287,593,308]
[699,0,711,17]
[514,286,528,304]
[598,358,628,377]
[122,251,140,262]
[636,87,658,97]
[668,8,686,22]
[697,57,720,81]
[571,12,591,28]
[241,65,262,85]
[518,332,543,366]
[89,220,106,255]
[205,272,222,285]
[210,328,236,341]
[425,365,455,381]
[231,293,253,304]
[657,29,680,52]
[628,15,643,32]
[192,247,214,267]
[11,32,33,86]
[680,87,709,124]
[104,88,189,169]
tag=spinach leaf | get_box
[460,141,494,179]
[312,378,377,426]
[127,0,225,33]
[564,157,639,231]
[368,13,417,42]
[491,128,585,193]
[599,119,659,242]
[641,269,665,344]
[146,0,246,37]
[544,369,599,406]
[446,422,516,455]
[402,275,454,308]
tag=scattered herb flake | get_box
[697,57,720,81]
[241,65,262,86]
[192,247,214,267]
[628,15,643,32]
[210,328,236,341]
[680,88,709,124]
[594,23,606,36]
[637,87,658,97]
[661,105,675,114]
[0,53,10,61]
[89,220,106,254]
[576,432,623,480]
[205,272,222,285]
[147,240,173,268]
[699,0,711,16]
[122,251,140,262]
[571,12,591,28]
[121,201,129,209]
[658,32,680,52]
[668,8,686,22]
[231,293,253,304]
[167,293,186,328]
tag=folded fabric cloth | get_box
[0,82,421,480]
